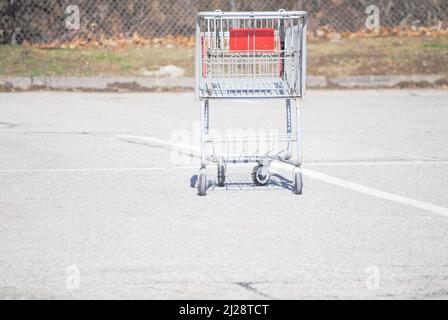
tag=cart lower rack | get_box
[195,9,308,196]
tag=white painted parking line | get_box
[119,134,448,218]
[0,166,216,174]
[0,165,253,174]
[118,135,448,167]
[0,167,167,173]
[305,160,448,166]
[274,162,448,218]
[3,134,446,217]
[119,134,200,153]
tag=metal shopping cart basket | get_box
[195,9,307,196]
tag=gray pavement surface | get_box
[0,90,448,299]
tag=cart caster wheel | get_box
[217,164,225,187]
[197,168,207,196]
[293,167,303,195]
[251,165,270,186]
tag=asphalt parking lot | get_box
[0,90,447,299]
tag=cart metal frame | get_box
[195,9,308,195]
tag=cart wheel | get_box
[197,168,207,196]
[217,164,225,187]
[251,165,270,186]
[293,167,303,195]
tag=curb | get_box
[1,75,447,92]
[0,76,194,92]
[328,75,448,88]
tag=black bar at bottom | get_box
[0,300,442,318]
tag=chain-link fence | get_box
[1,0,447,45]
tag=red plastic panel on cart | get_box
[229,28,275,51]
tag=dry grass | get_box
[308,35,448,77]
[0,46,195,77]
[1,35,447,78]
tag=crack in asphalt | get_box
[0,122,18,129]
[234,282,276,300]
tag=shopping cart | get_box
[195,9,307,196]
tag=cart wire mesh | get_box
[196,11,307,99]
